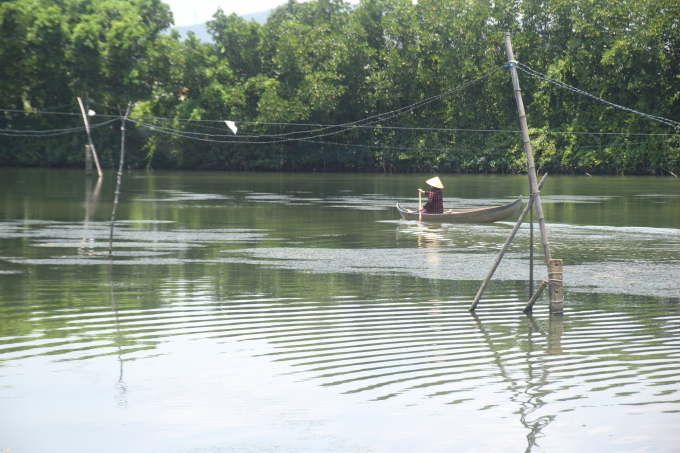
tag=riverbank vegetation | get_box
[1,0,678,174]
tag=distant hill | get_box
[173,23,212,42]
[173,9,271,43]
[242,9,271,24]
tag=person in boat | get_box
[418,176,444,214]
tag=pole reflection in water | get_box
[81,176,102,256]
[522,313,560,452]
[108,262,127,408]
[547,313,564,356]
[471,312,564,453]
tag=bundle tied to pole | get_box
[77,96,103,178]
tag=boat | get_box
[396,196,523,223]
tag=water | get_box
[0,168,679,452]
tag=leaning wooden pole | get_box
[503,33,551,263]
[504,33,563,315]
[109,102,132,256]
[469,173,547,311]
[77,96,103,178]
[524,279,549,313]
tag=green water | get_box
[0,168,679,453]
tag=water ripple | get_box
[2,290,678,419]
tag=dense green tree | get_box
[209,11,262,82]
[0,0,173,166]
[1,0,678,173]
[516,0,680,174]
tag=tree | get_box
[0,0,174,167]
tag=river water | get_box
[1,168,679,452]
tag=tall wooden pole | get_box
[109,102,132,256]
[504,33,562,315]
[470,34,562,314]
[503,33,551,263]
[77,96,103,178]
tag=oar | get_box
[418,190,422,222]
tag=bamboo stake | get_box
[524,279,548,313]
[547,259,563,315]
[469,173,548,311]
[77,96,103,178]
[503,33,552,263]
[109,102,132,256]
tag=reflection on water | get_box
[0,169,679,452]
[3,279,677,450]
[108,262,127,408]
[81,176,101,257]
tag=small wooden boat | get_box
[397,196,523,223]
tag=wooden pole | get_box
[418,190,422,222]
[469,173,547,311]
[77,96,103,178]
[503,33,552,263]
[548,259,563,315]
[109,102,132,256]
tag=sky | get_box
[164,0,359,27]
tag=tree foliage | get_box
[1,0,679,174]
[0,0,172,166]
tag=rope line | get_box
[242,124,677,136]
[0,118,118,137]
[33,102,78,111]
[299,137,678,152]
[4,109,675,137]
[0,108,86,116]
[3,62,679,145]
[134,66,508,141]
[131,119,679,137]
[517,63,680,130]
[125,116,678,151]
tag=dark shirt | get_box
[422,188,443,213]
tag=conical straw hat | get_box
[426,176,443,188]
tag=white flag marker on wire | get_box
[225,121,238,135]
